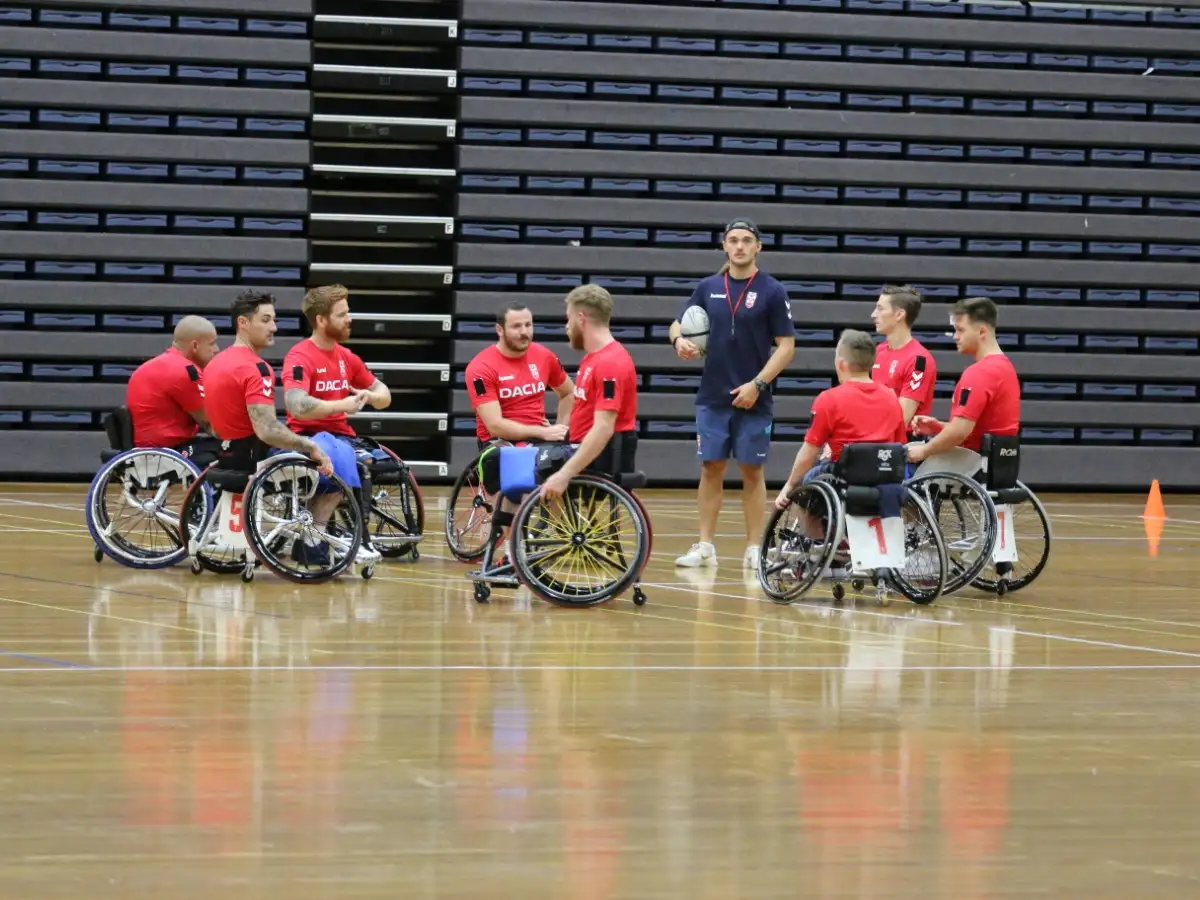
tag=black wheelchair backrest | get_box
[981,435,1020,490]
[103,406,134,452]
[835,442,906,486]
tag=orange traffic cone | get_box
[1143,480,1166,558]
[1143,479,1166,520]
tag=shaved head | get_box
[173,315,220,368]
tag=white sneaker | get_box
[742,545,760,570]
[675,541,717,568]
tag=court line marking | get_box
[0,649,90,669]
[1008,628,1200,659]
[2,663,1200,674]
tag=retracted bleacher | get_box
[0,0,311,477]
[452,0,1200,490]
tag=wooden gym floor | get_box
[1,484,1199,898]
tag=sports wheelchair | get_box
[179,446,376,584]
[349,437,424,563]
[444,441,502,563]
[466,441,653,608]
[758,443,949,605]
[86,406,215,569]
[906,435,1050,597]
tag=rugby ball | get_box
[679,305,710,354]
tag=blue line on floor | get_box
[0,649,91,669]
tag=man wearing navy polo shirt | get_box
[667,219,796,570]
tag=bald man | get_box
[126,316,222,464]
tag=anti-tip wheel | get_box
[633,587,647,607]
[996,580,1009,598]
[240,567,254,583]
[190,558,203,576]
[93,546,104,563]
[411,548,420,563]
[851,579,866,591]
[362,565,375,581]
[832,583,846,602]
[474,584,490,604]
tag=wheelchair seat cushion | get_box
[992,486,1029,505]
[844,483,905,519]
[499,444,544,501]
[208,467,251,494]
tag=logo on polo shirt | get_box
[745,292,757,309]
[316,379,350,393]
[499,381,546,399]
[529,362,540,380]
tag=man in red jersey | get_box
[870,284,937,432]
[125,315,221,463]
[907,297,1021,478]
[465,302,574,448]
[775,330,907,508]
[203,290,331,475]
[541,284,639,500]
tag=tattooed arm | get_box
[361,378,391,410]
[284,388,367,421]
[247,403,333,473]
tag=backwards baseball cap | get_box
[723,218,761,240]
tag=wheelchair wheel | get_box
[368,465,424,560]
[973,481,1052,595]
[85,448,205,569]
[884,490,949,605]
[508,474,650,607]
[179,468,250,576]
[904,472,998,595]
[757,480,842,604]
[240,454,364,584]
[445,454,494,562]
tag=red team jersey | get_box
[203,345,276,441]
[125,347,205,447]
[804,381,907,462]
[465,343,569,442]
[950,354,1021,452]
[872,338,937,419]
[569,340,638,442]
[281,339,375,437]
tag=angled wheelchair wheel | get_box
[445,454,494,562]
[904,472,998,595]
[368,463,424,560]
[85,448,205,569]
[885,489,949,605]
[179,467,252,575]
[240,454,364,584]
[973,481,1052,595]
[508,474,650,607]
[757,480,842,604]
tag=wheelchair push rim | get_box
[972,480,1052,595]
[757,480,842,604]
[883,489,949,605]
[445,453,494,562]
[903,471,998,596]
[508,474,651,607]
[86,448,205,569]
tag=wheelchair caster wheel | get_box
[851,579,866,592]
[996,580,1008,598]
[411,548,420,563]
[832,583,846,602]
[190,558,203,576]
[474,584,490,604]
[93,546,103,563]
[240,567,254,584]
[633,587,647,607]
[362,565,375,581]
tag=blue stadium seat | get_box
[657,38,716,52]
[593,276,646,289]
[529,129,586,143]
[111,63,172,77]
[247,69,306,84]
[723,88,779,102]
[529,80,587,94]
[1153,9,1200,23]
[971,50,1027,65]
[785,0,842,7]
[911,95,964,109]
[649,375,701,389]
[777,377,833,391]
[462,128,521,142]
[1027,288,1080,302]
[909,144,963,157]
[1094,102,1147,117]
[1086,335,1139,350]
[781,281,836,294]
[654,277,700,292]
[782,234,838,248]
[1142,430,1194,444]
[41,9,103,24]
[969,191,1022,205]
[37,212,99,227]
[656,181,713,195]
[916,284,962,297]
[462,175,520,189]
[35,261,95,275]
[1152,153,1200,167]
[1031,148,1086,163]
[909,49,965,63]
[458,273,518,286]
[110,13,172,28]
[1034,6,1087,18]
[33,364,93,379]
[723,41,781,54]
[1155,104,1200,120]
[972,3,1027,16]
[1024,383,1076,396]
[658,134,714,147]
[527,177,584,190]
[1025,334,1080,348]
[525,274,580,287]
[39,160,99,175]
[1145,337,1198,352]
[244,218,303,231]
[31,412,92,426]
[594,132,651,146]
[1150,245,1200,258]
[785,90,842,105]
[907,189,962,203]
[34,313,95,328]
[1029,194,1083,207]
[1081,429,1134,442]
[1151,197,1200,212]
[173,265,233,279]
[1089,242,1142,255]
[176,116,238,131]
[1153,60,1200,73]
[907,237,961,251]
[1088,196,1142,209]
[784,43,842,57]
[849,45,904,60]
[0,260,26,272]
[462,224,519,240]
[105,315,163,330]
[178,17,239,31]
[654,230,710,244]
[105,264,165,277]
[462,29,522,42]
[0,210,28,224]
[593,35,652,49]
[1091,9,1144,21]
[244,167,303,181]
[0,8,32,21]
[849,140,902,155]
[844,187,899,201]
[659,84,715,99]
[909,0,963,12]
[785,139,841,154]
[244,119,305,133]
[595,82,651,97]
[845,234,900,249]
[106,214,167,228]
[1087,289,1140,304]
[970,239,1023,252]
[110,163,170,178]
[971,98,1026,113]
[849,0,904,10]
[530,33,588,47]
[176,165,237,180]
[1023,428,1075,441]
[1083,384,1137,398]
[109,113,170,128]
[527,226,584,241]
[39,110,98,125]
[720,182,775,196]
[1035,53,1087,67]
[795,329,835,344]
[721,137,777,151]
[784,186,839,200]
[593,178,649,192]
[1093,56,1148,70]
[1144,385,1196,399]
[245,19,307,35]
[0,57,30,71]
[969,145,1023,159]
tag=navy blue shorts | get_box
[695,405,773,466]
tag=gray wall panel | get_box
[453,339,1197,381]
[2,282,303,311]
[454,292,1200,335]
[462,0,1200,53]
[0,432,110,478]
[0,25,310,65]
[0,131,309,166]
[42,0,313,14]
[455,245,1200,289]
[458,195,1200,243]
[460,97,1200,149]
[449,437,1200,491]
[1,233,307,264]
[463,47,1200,103]
[0,77,310,116]
[457,147,1200,197]
[0,180,307,214]
[0,332,300,361]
